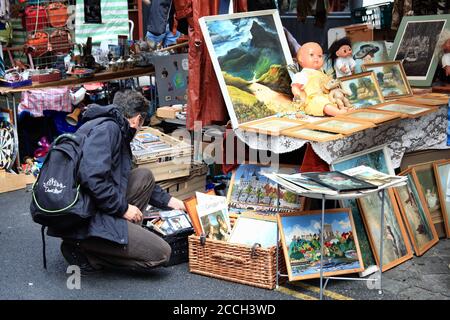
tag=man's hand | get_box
[168,197,186,211]
[123,204,143,223]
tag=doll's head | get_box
[297,42,324,70]
[436,29,450,57]
[328,37,353,65]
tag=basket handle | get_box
[211,253,247,265]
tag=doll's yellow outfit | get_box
[292,68,336,116]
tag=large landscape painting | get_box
[200,10,296,128]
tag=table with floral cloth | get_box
[235,104,449,169]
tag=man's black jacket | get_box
[47,104,171,244]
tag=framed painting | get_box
[281,127,343,142]
[398,95,449,106]
[433,159,450,238]
[352,41,389,73]
[331,144,394,272]
[340,71,385,109]
[357,189,413,272]
[389,14,450,87]
[338,108,402,125]
[183,189,216,236]
[227,163,305,214]
[238,117,305,136]
[278,208,364,281]
[199,9,296,129]
[394,168,439,256]
[409,162,446,238]
[307,117,375,135]
[362,61,412,100]
[369,101,437,118]
[0,108,13,124]
[301,171,378,192]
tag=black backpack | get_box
[30,117,112,268]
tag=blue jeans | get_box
[146,24,180,47]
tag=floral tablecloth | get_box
[235,105,449,169]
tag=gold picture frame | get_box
[433,159,450,238]
[362,61,412,100]
[307,117,375,135]
[278,208,364,281]
[368,101,437,118]
[281,127,343,142]
[238,117,305,136]
[337,108,402,125]
[394,168,439,256]
[340,71,385,109]
[357,188,414,272]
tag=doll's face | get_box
[443,39,450,53]
[297,42,324,70]
[336,45,352,58]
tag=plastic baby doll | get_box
[291,42,351,117]
[329,37,355,78]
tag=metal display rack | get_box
[274,181,407,300]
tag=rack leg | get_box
[276,183,280,289]
[320,194,325,300]
[379,189,385,295]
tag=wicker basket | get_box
[188,235,286,290]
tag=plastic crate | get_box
[351,2,393,29]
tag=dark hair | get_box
[328,37,352,67]
[112,89,148,120]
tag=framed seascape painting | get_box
[395,168,439,256]
[362,61,412,100]
[433,160,450,238]
[340,71,385,109]
[357,189,413,272]
[278,209,364,281]
[409,162,446,238]
[369,101,436,118]
[307,118,375,135]
[338,109,402,125]
[281,127,343,142]
[389,14,450,87]
[199,10,297,129]
[227,164,305,214]
[352,41,389,73]
[238,117,305,136]
[331,145,394,273]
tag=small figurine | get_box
[291,42,352,116]
[329,37,356,78]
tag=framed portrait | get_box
[357,189,413,272]
[338,109,402,125]
[238,117,305,136]
[362,61,412,100]
[281,127,343,142]
[331,144,394,271]
[307,118,375,135]
[433,159,450,238]
[229,213,278,248]
[394,168,439,256]
[198,207,231,242]
[301,171,378,192]
[340,71,385,109]
[352,41,389,73]
[227,163,305,214]
[389,14,450,87]
[278,208,364,281]
[409,162,446,238]
[199,10,297,129]
[369,101,437,118]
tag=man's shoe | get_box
[60,241,102,275]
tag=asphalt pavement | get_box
[1,188,449,300]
